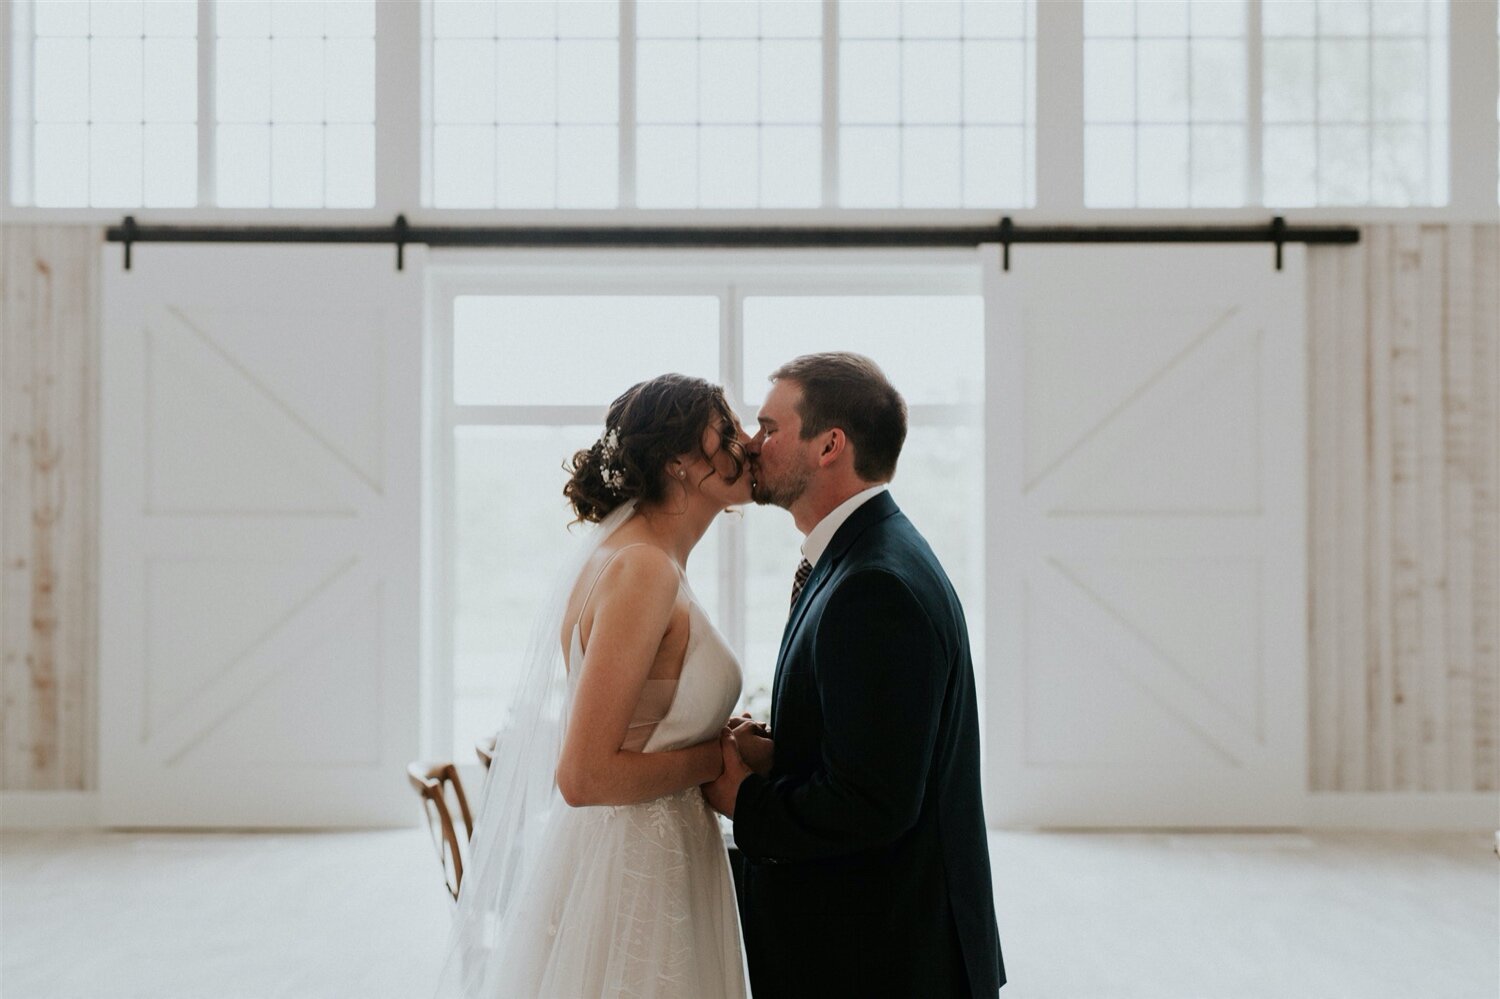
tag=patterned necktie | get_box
[789,558,813,609]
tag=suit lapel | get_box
[769,492,901,729]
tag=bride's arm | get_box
[554,546,724,807]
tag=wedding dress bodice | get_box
[566,560,742,754]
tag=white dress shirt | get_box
[800,484,889,569]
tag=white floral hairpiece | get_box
[597,427,626,493]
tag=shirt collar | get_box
[800,484,889,568]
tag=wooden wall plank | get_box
[1335,231,1369,790]
[1472,226,1500,793]
[1309,224,1499,793]
[1,226,36,788]
[1443,225,1477,792]
[1387,224,1424,791]
[1364,226,1396,790]
[1309,246,1342,791]
[1416,225,1449,791]
[46,226,98,791]
[0,225,99,792]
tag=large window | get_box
[429,0,619,208]
[7,0,1498,213]
[436,264,985,760]
[1262,0,1448,206]
[9,0,378,208]
[1084,0,1450,207]
[21,0,199,206]
[215,0,376,207]
[1084,0,1249,207]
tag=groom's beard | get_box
[750,464,811,509]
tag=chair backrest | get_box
[407,761,474,902]
[475,733,496,770]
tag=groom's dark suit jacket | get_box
[732,491,1004,998]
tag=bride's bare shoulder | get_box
[569,542,679,617]
[597,543,680,594]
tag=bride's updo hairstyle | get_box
[565,373,747,524]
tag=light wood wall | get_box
[0,224,1495,795]
[1310,224,1500,792]
[1,225,100,791]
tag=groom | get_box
[704,353,1004,997]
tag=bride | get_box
[433,373,755,998]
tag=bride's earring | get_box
[676,469,686,479]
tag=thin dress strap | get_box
[575,543,684,630]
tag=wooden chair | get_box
[407,761,474,902]
[475,733,496,770]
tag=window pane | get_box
[699,126,761,207]
[271,123,325,207]
[903,42,963,123]
[32,125,89,205]
[453,296,720,406]
[839,125,901,206]
[636,2,826,207]
[636,126,699,206]
[34,38,90,122]
[324,123,375,207]
[556,125,619,207]
[216,0,376,208]
[1261,0,1447,207]
[761,41,822,124]
[432,1,620,208]
[143,38,197,123]
[89,122,142,206]
[496,40,554,124]
[760,126,822,207]
[496,126,556,207]
[143,122,198,206]
[433,125,496,207]
[1085,1,1245,207]
[21,12,198,206]
[217,123,272,206]
[741,295,984,406]
[840,0,1034,207]
[1085,124,1135,207]
[903,125,963,206]
[701,40,760,123]
[963,126,1025,207]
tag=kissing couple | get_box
[434,352,1004,998]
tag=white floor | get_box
[1,828,1494,999]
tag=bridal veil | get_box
[431,500,639,998]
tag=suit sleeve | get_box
[732,568,947,862]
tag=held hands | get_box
[724,711,773,775]
[702,715,770,818]
[728,729,774,777]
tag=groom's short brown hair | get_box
[770,352,907,482]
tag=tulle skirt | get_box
[491,786,749,999]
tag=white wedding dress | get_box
[485,546,750,998]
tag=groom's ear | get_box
[817,429,847,468]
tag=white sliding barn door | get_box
[100,246,425,827]
[985,244,1307,827]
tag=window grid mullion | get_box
[821,0,838,207]
[1247,0,1264,206]
[721,284,746,660]
[1133,1,1140,205]
[619,0,636,208]
[196,0,215,206]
